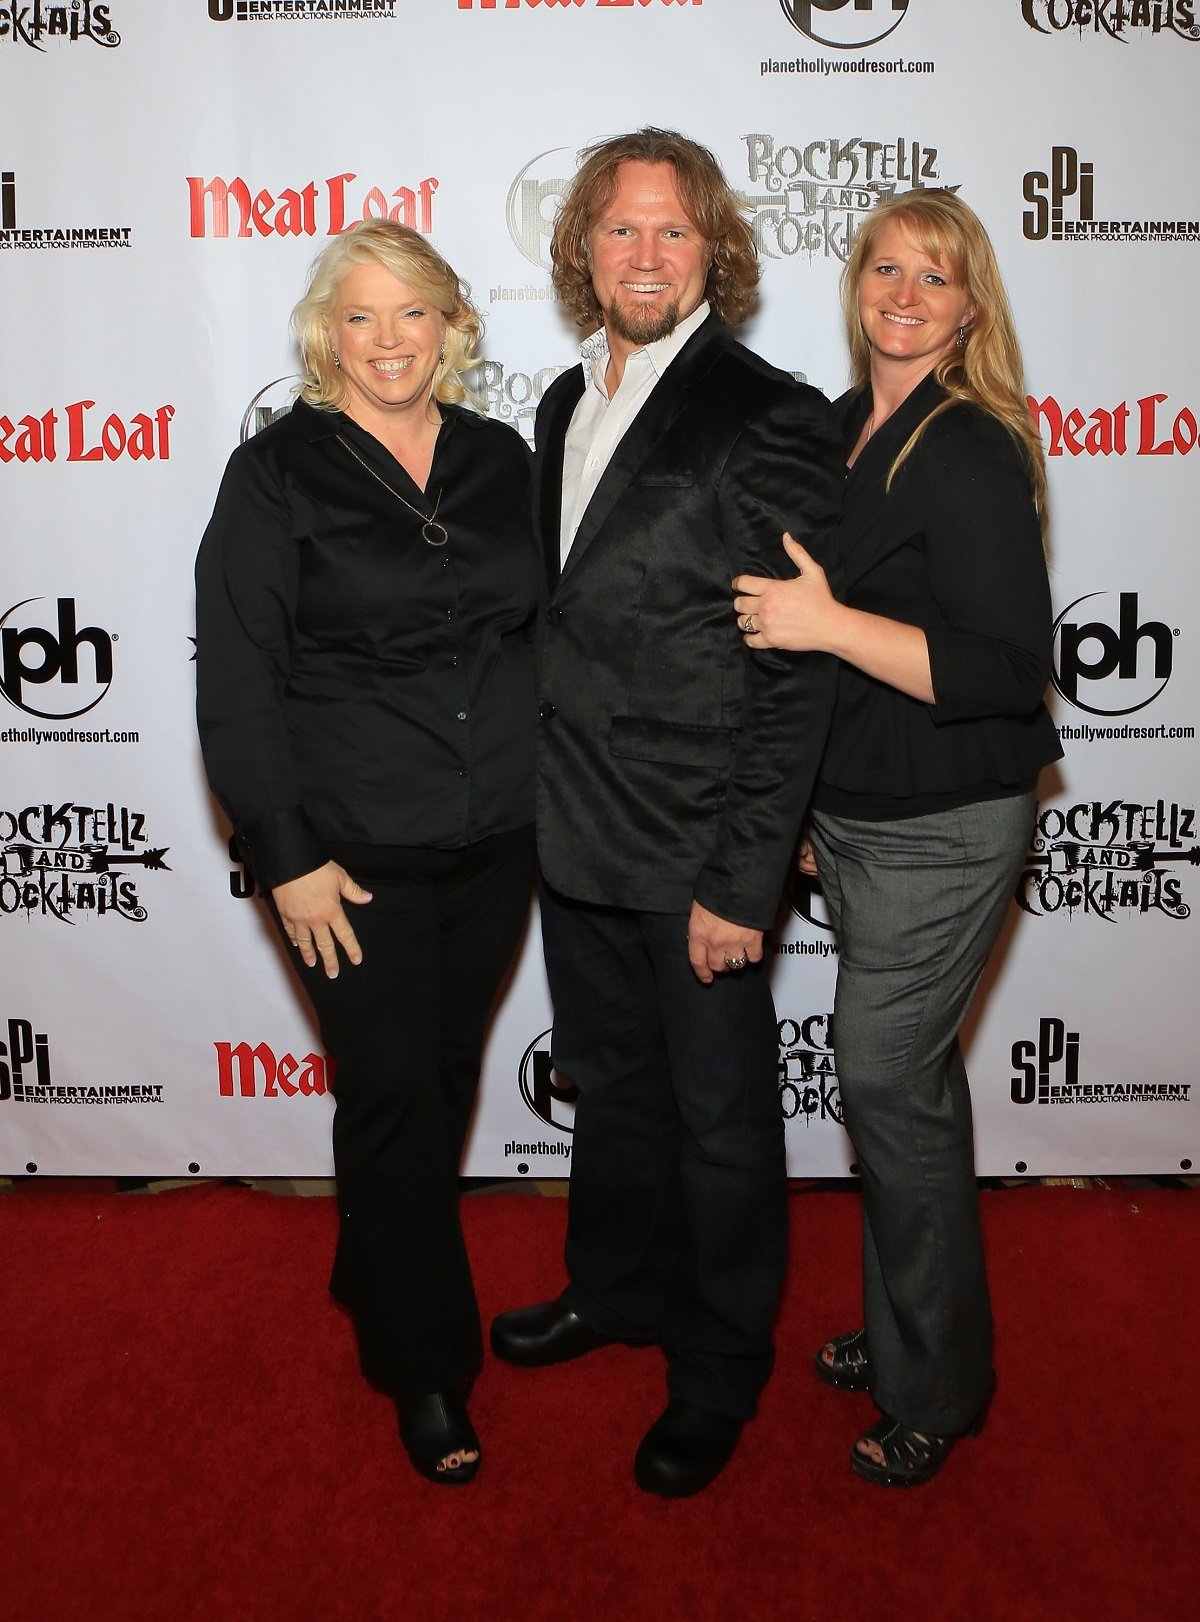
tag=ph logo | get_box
[517,1028,578,1132]
[779,0,910,49]
[0,598,114,719]
[1052,592,1174,716]
[1011,1017,1079,1105]
[1022,147,1094,242]
[505,149,572,272]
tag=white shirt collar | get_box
[579,300,711,398]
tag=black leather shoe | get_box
[634,1399,744,1498]
[396,1390,480,1486]
[490,1297,621,1367]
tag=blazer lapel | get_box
[536,367,585,591]
[558,314,728,587]
[838,373,946,592]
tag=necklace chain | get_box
[335,433,449,547]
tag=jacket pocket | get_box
[608,715,736,770]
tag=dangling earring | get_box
[956,326,968,350]
[438,342,446,366]
[332,349,342,370]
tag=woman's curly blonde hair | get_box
[292,220,483,411]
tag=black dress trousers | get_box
[278,827,534,1398]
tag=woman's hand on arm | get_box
[272,862,373,979]
[733,533,935,705]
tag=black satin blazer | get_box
[532,313,843,930]
[813,374,1062,814]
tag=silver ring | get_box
[742,613,756,636]
[724,954,748,970]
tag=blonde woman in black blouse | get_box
[734,190,1061,1486]
[197,222,537,1486]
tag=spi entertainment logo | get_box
[0,170,131,251]
[779,0,910,47]
[207,0,395,19]
[1052,593,1176,716]
[1022,147,1199,243]
[1010,1017,1190,1107]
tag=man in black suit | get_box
[490,128,841,1495]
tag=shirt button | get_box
[539,701,557,720]
[450,655,459,668]
[456,711,467,722]
[446,609,454,621]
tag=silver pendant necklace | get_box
[335,433,449,547]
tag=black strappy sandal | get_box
[850,1390,990,1488]
[814,1328,872,1391]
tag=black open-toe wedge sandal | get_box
[397,1390,481,1486]
[814,1328,872,1392]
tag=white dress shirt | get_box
[559,301,711,570]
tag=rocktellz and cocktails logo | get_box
[1,1016,164,1105]
[0,171,131,251]
[779,0,909,47]
[1010,1018,1189,1107]
[0,1,119,48]
[475,361,570,441]
[187,172,437,239]
[0,802,169,922]
[742,133,950,261]
[1021,1,1199,40]
[207,0,394,19]
[1020,799,1197,919]
[777,1015,844,1128]
[1022,147,1198,243]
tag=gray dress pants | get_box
[810,791,1035,1435]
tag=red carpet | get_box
[0,1183,1193,1622]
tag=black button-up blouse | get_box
[195,398,537,890]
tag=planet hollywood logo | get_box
[0,170,131,251]
[779,0,910,47]
[1021,1,1199,40]
[505,148,573,273]
[206,0,395,20]
[1010,1017,1189,1107]
[0,802,169,923]
[1052,592,1175,716]
[742,134,949,263]
[215,1040,333,1098]
[1019,799,1197,920]
[475,361,570,441]
[777,1015,844,1128]
[0,598,114,720]
[241,377,298,442]
[1,1015,164,1106]
[1030,392,1198,459]
[0,1,119,49]
[187,172,438,240]
[1022,147,1198,244]
[511,1028,577,1166]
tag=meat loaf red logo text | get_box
[1,401,173,463]
[1030,393,1197,458]
[1020,800,1196,919]
[187,173,437,239]
[0,802,169,923]
[216,1040,333,1097]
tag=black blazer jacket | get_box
[814,374,1062,810]
[533,313,842,930]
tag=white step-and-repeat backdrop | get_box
[2,1,1196,1179]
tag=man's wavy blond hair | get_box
[551,127,760,331]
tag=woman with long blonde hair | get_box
[733,190,1062,1485]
